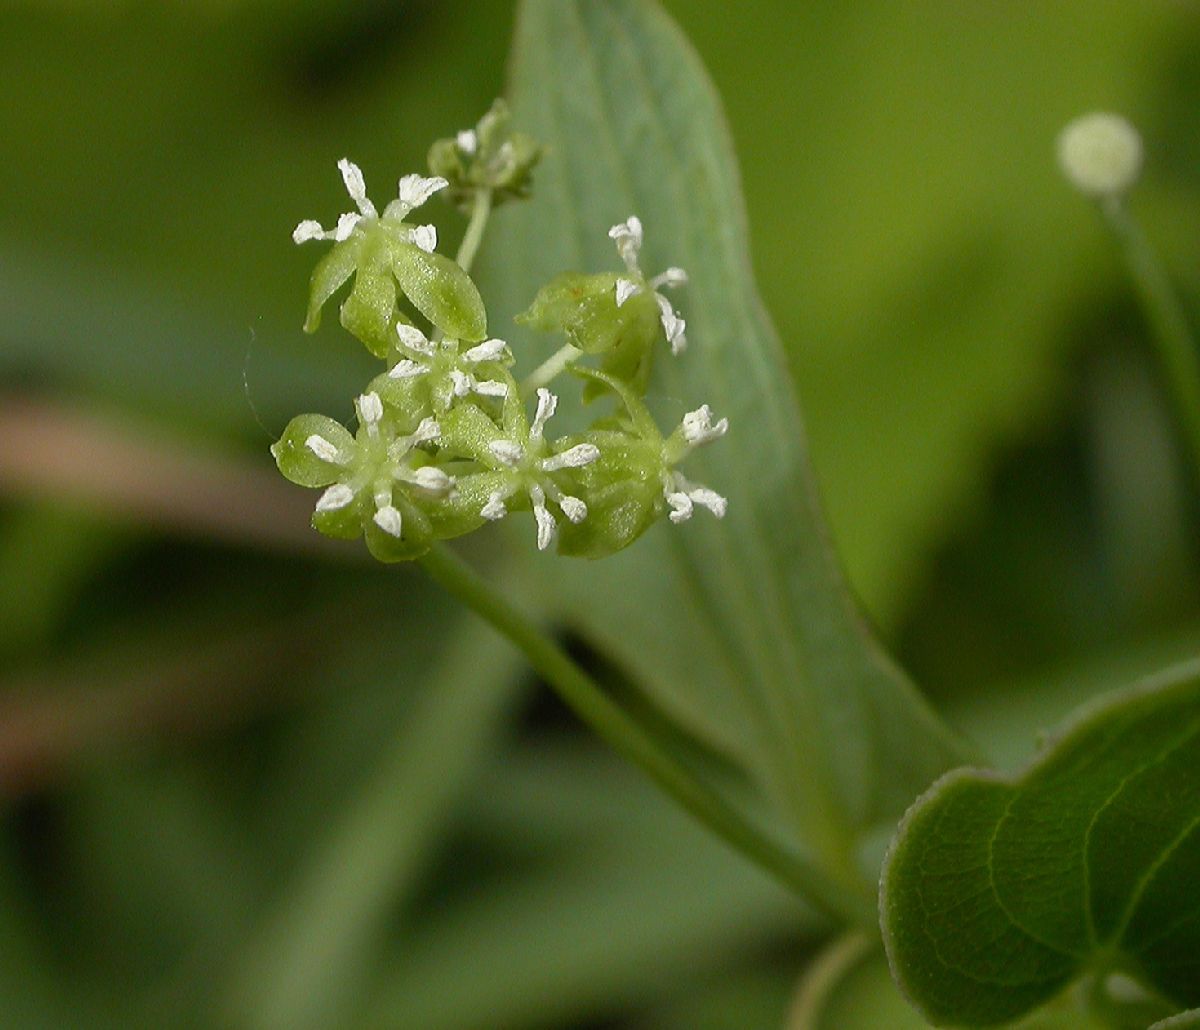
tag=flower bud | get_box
[1057,112,1142,200]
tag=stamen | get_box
[449,369,473,397]
[461,338,508,364]
[373,504,403,538]
[411,417,441,445]
[357,392,384,427]
[651,266,688,289]
[338,158,378,218]
[540,443,600,471]
[688,487,727,518]
[473,379,509,398]
[396,323,435,355]
[410,466,453,495]
[305,434,342,463]
[530,388,557,439]
[680,405,728,445]
[481,492,508,521]
[608,216,643,269]
[408,224,437,254]
[615,278,641,307]
[457,129,478,155]
[292,220,325,244]
[388,359,426,379]
[530,485,556,551]
[665,491,693,524]
[396,173,449,211]
[489,439,524,466]
[315,484,354,512]
[655,294,687,354]
[333,212,362,242]
[558,495,588,523]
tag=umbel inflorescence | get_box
[273,101,727,562]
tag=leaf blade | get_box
[880,660,1200,1026]
[485,0,969,858]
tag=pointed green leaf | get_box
[303,241,358,334]
[391,242,487,342]
[483,0,968,862]
[880,661,1200,1027]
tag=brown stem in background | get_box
[0,396,350,557]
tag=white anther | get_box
[530,485,556,551]
[449,369,473,397]
[489,439,524,466]
[608,216,643,268]
[315,484,354,512]
[457,129,478,155]
[681,404,729,446]
[304,434,342,463]
[292,219,326,244]
[666,491,693,524]
[655,294,687,354]
[332,212,362,242]
[396,173,449,211]
[481,492,508,521]
[411,417,440,444]
[688,487,727,518]
[531,388,557,439]
[408,224,438,254]
[540,443,600,472]
[462,338,507,364]
[373,504,403,538]
[558,495,588,523]
[396,323,435,355]
[614,278,641,307]
[338,158,378,218]
[388,359,426,380]
[357,392,384,426]
[410,465,453,494]
[474,379,509,398]
[651,266,688,290]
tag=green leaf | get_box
[483,0,969,869]
[391,242,487,342]
[1152,1012,1200,1030]
[880,660,1200,1027]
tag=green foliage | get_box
[881,661,1200,1027]
[483,0,970,862]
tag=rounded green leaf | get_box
[881,660,1200,1027]
[271,414,354,487]
[391,242,487,342]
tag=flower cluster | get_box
[274,109,727,562]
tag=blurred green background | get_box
[2,1,1199,1026]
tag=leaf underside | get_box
[881,660,1200,1027]
[485,0,968,851]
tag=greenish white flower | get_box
[478,389,600,550]
[293,159,446,251]
[608,216,688,354]
[387,324,510,411]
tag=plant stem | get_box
[521,343,581,394]
[455,189,493,275]
[418,544,876,928]
[1102,198,1200,480]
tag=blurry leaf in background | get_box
[882,661,1200,1027]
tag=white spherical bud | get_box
[1057,112,1143,199]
